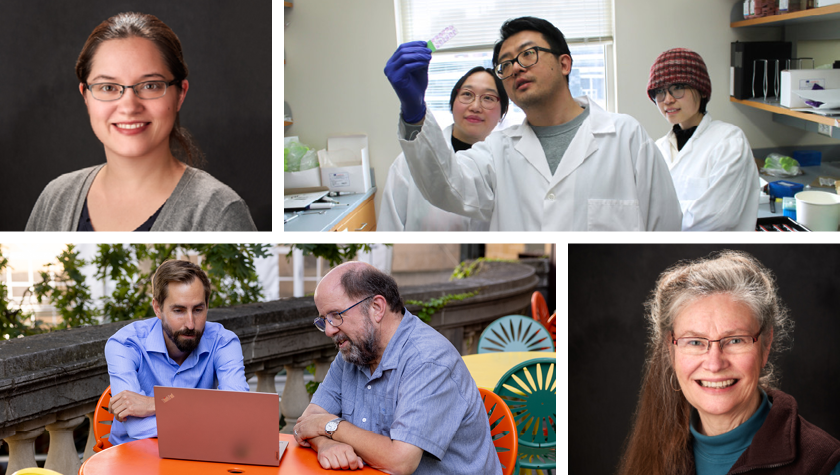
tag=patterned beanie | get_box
[646,48,711,102]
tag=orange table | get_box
[79,433,385,474]
[462,351,557,390]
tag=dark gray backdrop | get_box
[570,244,840,474]
[0,0,271,231]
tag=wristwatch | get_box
[325,417,345,439]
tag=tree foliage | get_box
[0,248,43,339]
[286,244,378,268]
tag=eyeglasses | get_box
[651,84,688,103]
[457,89,500,110]
[314,295,374,332]
[672,331,761,356]
[495,46,560,80]
[85,79,179,102]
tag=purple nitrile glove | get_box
[384,41,431,124]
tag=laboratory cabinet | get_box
[730,4,840,139]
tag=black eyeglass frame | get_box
[671,330,762,355]
[650,83,689,103]
[314,295,375,332]
[85,79,180,102]
[495,46,562,80]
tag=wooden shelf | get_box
[284,121,293,127]
[730,96,840,126]
[284,1,293,7]
[732,4,840,27]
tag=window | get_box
[397,0,614,129]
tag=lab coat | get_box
[655,114,759,231]
[378,125,490,231]
[400,96,682,231]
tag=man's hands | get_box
[294,413,363,470]
[108,390,155,423]
[314,439,365,471]
[384,41,431,124]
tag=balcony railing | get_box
[0,260,540,474]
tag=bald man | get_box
[293,262,501,475]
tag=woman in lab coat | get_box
[647,48,759,231]
[378,66,508,231]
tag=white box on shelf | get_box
[284,168,322,189]
[780,69,840,108]
[815,0,840,6]
[317,135,373,193]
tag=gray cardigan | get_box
[25,165,257,231]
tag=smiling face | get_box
[497,30,568,111]
[80,37,187,161]
[671,293,770,435]
[656,85,703,130]
[451,71,503,145]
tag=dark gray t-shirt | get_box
[531,106,590,175]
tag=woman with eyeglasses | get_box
[378,66,508,231]
[619,250,840,475]
[25,12,256,231]
[647,48,759,231]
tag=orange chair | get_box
[92,385,114,452]
[479,388,519,475]
[545,312,556,347]
[531,292,550,326]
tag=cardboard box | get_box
[780,69,840,108]
[317,135,373,193]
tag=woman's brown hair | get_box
[618,250,792,475]
[76,12,205,166]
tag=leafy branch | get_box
[450,258,518,280]
[406,290,480,323]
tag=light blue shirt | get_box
[691,390,840,475]
[311,310,501,475]
[104,318,249,445]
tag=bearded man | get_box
[104,259,248,445]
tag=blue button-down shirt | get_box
[104,317,249,445]
[311,310,501,475]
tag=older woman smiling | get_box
[619,251,840,475]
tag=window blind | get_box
[397,0,613,51]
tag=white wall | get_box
[614,0,837,149]
[284,1,401,219]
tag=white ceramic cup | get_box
[795,191,840,231]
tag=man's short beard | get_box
[162,319,202,353]
[334,308,380,366]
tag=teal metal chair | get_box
[494,357,556,475]
[478,315,555,353]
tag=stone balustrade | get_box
[0,261,540,474]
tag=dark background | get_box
[0,0,271,231]
[569,244,840,474]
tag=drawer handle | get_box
[355,222,368,231]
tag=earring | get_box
[670,373,681,392]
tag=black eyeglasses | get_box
[86,79,179,102]
[671,330,761,356]
[650,84,688,103]
[495,46,561,80]
[314,295,374,332]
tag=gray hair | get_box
[645,250,793,389]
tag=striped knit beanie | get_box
[646,48,711,102]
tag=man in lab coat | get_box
[384,17,683,231]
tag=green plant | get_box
[32,244,97,329]
[450,257,518,280]
[406,290,480,323]
[305,364,320,395]
[287,244,388,268]
[31,244,271,328]
[0,248,43,339]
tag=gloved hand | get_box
[384,41,431,124]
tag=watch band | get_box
[325,417,345,439]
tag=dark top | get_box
[673,123,698,151]
[77,198,165,232]
[451,134,471,152]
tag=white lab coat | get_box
[655,114,759,231]
[400,96,682,231]
[378,125,490,231]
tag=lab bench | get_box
[758,162,840,219]
[284,187,377,232]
